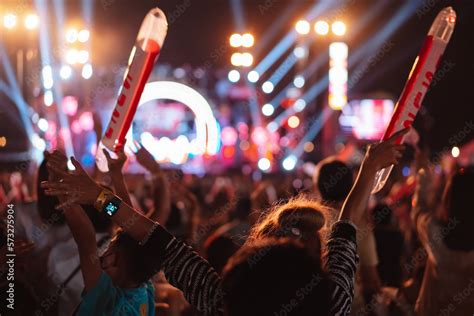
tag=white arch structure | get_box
[126,81,220,159]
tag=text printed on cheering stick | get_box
[5,204,15,310]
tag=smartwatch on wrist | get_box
[102,196,122,217]
[94,189,121,217]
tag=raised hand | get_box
[363,128,410,171]
[103,148,127,173]
[44,150,68,181]
[135,144,160,173]
[41,157,102,209]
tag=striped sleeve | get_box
[325,220,359,316]
[162,238,225,316]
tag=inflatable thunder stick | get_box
[371,6,456,194]
[96,8,168,172]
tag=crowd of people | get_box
[0,126,473,316]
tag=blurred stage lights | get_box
[231,52,253,67]
[229,33,254,48]
[247,70,259,83]
[295,19,310,35]
[267,122,278,133]
[228,69,240,82]
[258,158,271,172]
[314,21,329,35]
[78,29,90,43]
[24,14,39,30]
[293,46,307,59]
[293,99,306,112]
[293,75,305,88]
[282,155,297,171]
[303,142,314,153]
[82,64,93,79]
[42,65,54,89]
[38,118,49,132]
[288,115,300,128]
[66,29,90,43]
[66,29,78,43]
[451,146,460,158]
[331,21,346,36]
[3,14,17,29]
[241,33,255,47]
[44,90,54,106]
[262,103,274,116]
[262,81,274,94]
[60,65,72,80]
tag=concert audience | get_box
[1,125,473,316]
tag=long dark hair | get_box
[442,166,474,251]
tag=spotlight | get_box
[82,64,93,79]
[228,69,240,82]
[293,99,306,112]
[242,33,254,47]
[293,46,307,59]
[241,52,253,67]
[303,142,314,152]
[3,14,16,29]
[288,115,300,128]
[258,158,271,172]
[282,155,297,171]
[65,49,79,65]
[293,75,305,88]
[38,118,49,132]
[60,65,72,80]
[24,14,39,30]
[78,29,90,43]
[295,20,310,35]
[231,52,243,67]
[262,103,274,116]
[42,65,54,89]
[451,146,460,158]
[229,33,242,47]
[247,70,260,83]
[44,90,54,106]
[66,29,78,43]
[332,21,346,36]
[262,81,274,94]
[314,20,329,35]
[77,50,89,64]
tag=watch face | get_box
[104,201,119,216]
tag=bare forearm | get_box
[110,172,133,207]
[150,173,171,223]
[112,200,158,242]
[63,205,101,289]
[339,163,377,225]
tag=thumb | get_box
[70,157,85,174]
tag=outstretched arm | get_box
[135,145,171,223]
[102,148,133,207]
[44,151,101,290]
[42,157,224,315]
[339,128,408,225]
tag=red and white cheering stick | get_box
[96,8,167,172]
[371,6,456,193]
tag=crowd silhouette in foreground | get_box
[1,126,473,316]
